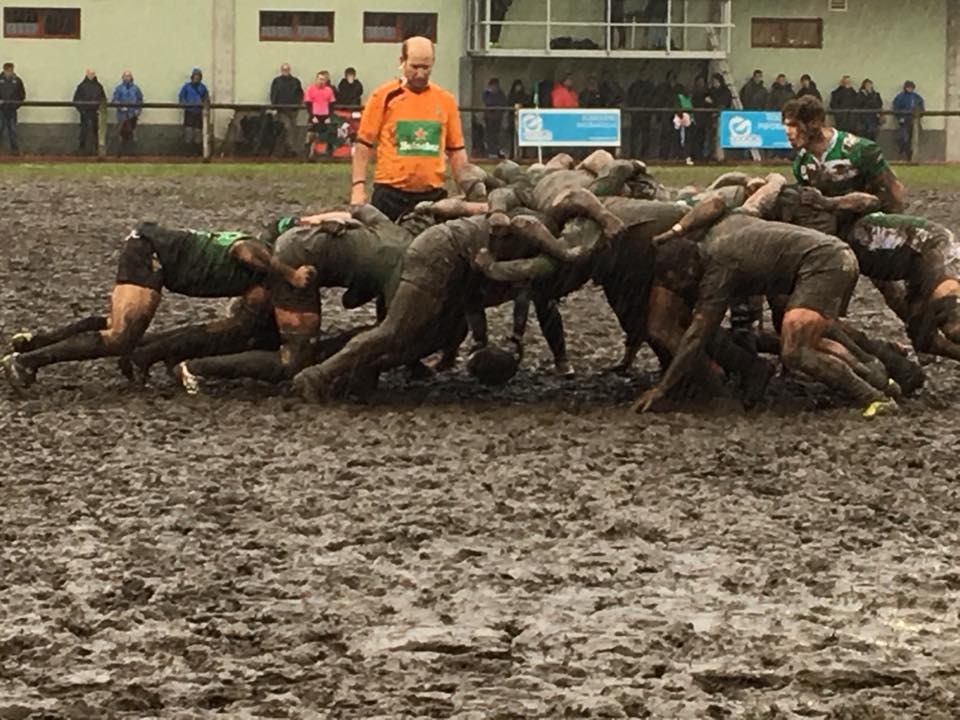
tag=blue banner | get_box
[517,109,621,147]
[720,110,790,149]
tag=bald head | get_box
[400,36,435,91]
[85,68,96,80]
[280,63,291,75]
[121,70,133,83]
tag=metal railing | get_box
[0,100,947,163]
[466,0,733,57]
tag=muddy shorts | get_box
[400,225,467,296]
[115,230,164,292]
[786,245,859,320]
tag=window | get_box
[363,12,437,43]
[751,17,823,49]
[259,10,334,42]
[3,7,81,39]
[828,0,848,10]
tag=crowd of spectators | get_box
[477,69,929,162]
[0,60,365,157]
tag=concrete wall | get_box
[232,0,463,104]
[2,0,465,151]
[2,0,212,127]
[728,0,947,131]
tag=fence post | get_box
[202,101,212,162]
[97,99,107,158]
[911,106,921,161]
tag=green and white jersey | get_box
[793,130,890,196]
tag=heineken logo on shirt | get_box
[396,120,441,156]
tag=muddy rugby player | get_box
[2,220,315,389]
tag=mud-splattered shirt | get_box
[793,130,890,196]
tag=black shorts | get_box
[371,184,447,222]
[115,231,164,292]
[787,245,859,320]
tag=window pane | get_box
[787,19,821,48]
[399,13,436,41]
[4,7,39,36]
[43,9,79,36]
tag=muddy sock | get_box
[793,346,885,405]
[133,323,250,370]
[20,331,110,370]
[18,316,107,351]
[189,350,291,383]
[842,326,925,395]
[708,329,773,407]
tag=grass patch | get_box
[3,160,960,190]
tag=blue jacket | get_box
[178,80,209,113]
[892,90,924,125]
[112,81,143,121]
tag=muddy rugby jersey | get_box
[792,130,890,196]
[357,80,465,192]
[148,226,277,297]
[847,213,959,280]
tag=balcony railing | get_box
[466,0,732,58]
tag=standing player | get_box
[782,95,905,213]
[350,36,469,220]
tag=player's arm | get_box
[800,187,882,214]
[416,198,490,219]
[634,303,725,412]
[351,143,373,204]
[230,240,315,289]
[652,196,723,244]
[874,169,906,213]
[473,252,561,283]
[740,173,787,218]
[509,214,587,263]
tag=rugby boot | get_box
[173,362,201,396]
[1,353,36,390]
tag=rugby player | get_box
[2,221,314,390]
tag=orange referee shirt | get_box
[356,79,465,192]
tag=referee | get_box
[350,36,469,220]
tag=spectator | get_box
[482,77,508,158]
[336,67,363,107]
[112,70,143,156]
[178,68,209,155]
[551,74,578,108]
[830,75,858,132]
[579,76,604,108]
[796,74,822,102]
[767,73,795,112]
[506,79,530,158]
[655,71,681,159]
[690,75,711,161]
[893,80,925,161]
[627,77,654,158]
[739,70,767,110]
[304,70,336,158]
[673,83,693,162]
[486,0,514,46]
[705,73,733,158]
[607,0,626,49]
[0,61,26,154]
[535,78,553,108]
[856,78,883,141]
[270,63,304,156]
[73,68,105,155]
[599,77,624,108]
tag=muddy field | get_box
[1,171,959,719]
